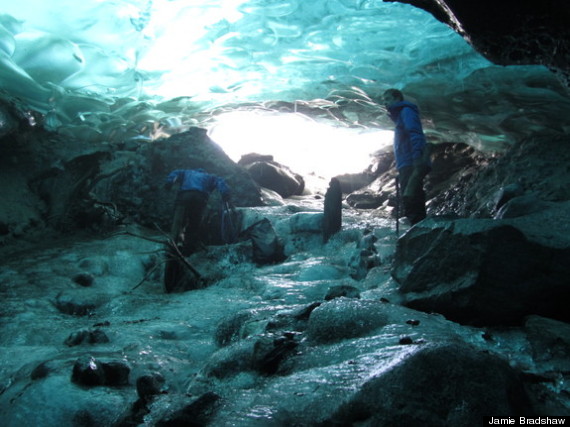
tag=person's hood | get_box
[387,100,419,121]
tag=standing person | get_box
[383,89,431,225]
[165,168,231,254]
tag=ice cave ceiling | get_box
[0,0,569,152]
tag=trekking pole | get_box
[395,175,400,237]
[221,201,237,244]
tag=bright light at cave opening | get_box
[209,111,393,191]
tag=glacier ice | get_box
[0,0,568,153]
[0,2,483,117]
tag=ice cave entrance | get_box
[209,110,393,191]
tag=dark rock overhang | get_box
[384,0,570,88]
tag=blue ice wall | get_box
[1,0,567,149]
[0,1,486,115]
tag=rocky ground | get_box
[1,125,569,425]
[1,195,569,425]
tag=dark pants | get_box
[399,165,428,225]
[170,190,209,253]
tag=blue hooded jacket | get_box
[166,169,230,198]
[387,100,428,170]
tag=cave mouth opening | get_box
[208,110,393,192]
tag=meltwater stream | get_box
[0,196,551,425]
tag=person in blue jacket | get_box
[383,88,431,225]
[165,168,230,254]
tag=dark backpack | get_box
[240,218,286,265]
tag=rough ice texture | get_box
[0,0,568,150]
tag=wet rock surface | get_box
[1,120,570,424]
[322,342,533,426]
[428,135,570,218]
[238,153,305,198]
[1,198,568,425]
[346,142,491,215]
[393,206,570,326]
[0,128,262,248]
[387,0,570,88]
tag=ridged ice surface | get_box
[1,0,569,150]
[0,200,548,426]
[1,1,480,105]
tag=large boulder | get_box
[524,315,570,373]
[345,147,395,209]
[392,207,570,326]
[428,135,570,218]
[322,342,532,426]
[307,298,388,343]
[91,127,262,228]
[239,153,304,198]
[345,142,487,212]
[0,126,263,246]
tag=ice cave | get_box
[1,0,570,425]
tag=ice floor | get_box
[0,196,565,425]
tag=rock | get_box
[205,330,301,378]
[203,340,256,378]
[344,147,396,210]
[0,103,18,138]
[32,150,111,231]
[102,361,130,386]
[71,357,106,387]
[344,143,483,213]
[208,306,319,378]
[494,194,552,219]
[86,127,262,238]
[307,298,388,343]
[389,0,570,88]
[72,272,94,287]
[64,328,110,346]
[214,310,255,347]
[349,229,381,280]
[289,212,323,233]
[493,183,524,212]
[393,216,570,325]
[322,342,533,426]
[334,172,375,194]
[243,159,304,198]
[252,331,300,375]
[71,356,130,387]
[136,372,165,401]
[0,221,9,236]
[259,187,285,206]
[155,391,221,427]
[324,285,361,301]
[30,361,53,380]
[525,315,570,372]
[345,191,384,209]
[323,178,342,243]
[53,293,96,316]
[429,136,570,218]
[426,142,488,206]
[266,302,322,333]
[114,399,149,427]
[238,153,274,165]
[240,218,286,265]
